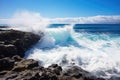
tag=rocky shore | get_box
[0,29,105,80]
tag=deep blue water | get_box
[49,24,120,34]
[1,24,120,34]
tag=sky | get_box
[0,0,120,24]
[0,0,120,18]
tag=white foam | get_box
[25,24,120,78]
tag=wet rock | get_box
[0,44,17,58]
[0,29,41,58]
[0,57,105,80]
[6,74,18,80]
[48,64,62,75]
[61,66,105,80]
[0,71,7,75]
[0,57,14,71]
[109,76,120,80]
[13,59,39,71]
[12,55,22,62]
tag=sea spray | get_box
[25,24,120,79]
[8,10,50,34]
[6,11,120,79]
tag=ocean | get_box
[23,24,120,79]
[2,24,120,79]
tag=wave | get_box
[25,24,120,79]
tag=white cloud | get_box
[50,15,120,24]
[0,19,10,24]
[0,11,120,24]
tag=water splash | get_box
[7,10,50,34]
[25,24,120,79]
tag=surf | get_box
[24,24,120,79]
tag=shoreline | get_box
[0,28,109,80]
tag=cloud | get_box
[0,11,120,24]
[0,19,10,24]
[50,15,120,24]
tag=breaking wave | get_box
[25,24,120,79]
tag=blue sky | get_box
[0,0,120,18]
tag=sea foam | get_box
[25,24,120,79]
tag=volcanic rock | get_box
[0,29,42,58]
[0,57,14,71]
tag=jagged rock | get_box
[0,57,105,80]
[48,64,62,75]
[0,44,17,58]
[0,29,42,58]
[61,66,105,80]
[0,56,40,80]
[0,57,14,71]
[109,76,120,80]
[13,59,39,71]
[12,55,22,62]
